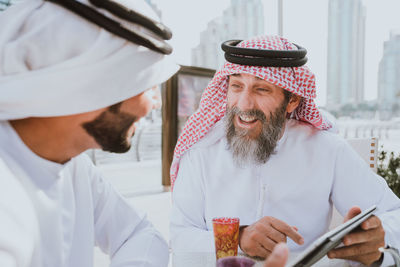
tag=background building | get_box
[326,0,366,109]
[191,0,264,70]
[378,31,400,119]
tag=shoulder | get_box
[191,119,226,150]
[0,157,35,208]
[73,152,95,166]
[183,119,227,157]
[68,152,105,183]
[178,119,228,174]
[0,157,39,255]
[69,153,116,199]
[69,152,100,173]
[285,119,347,151]
[0,157,35,210]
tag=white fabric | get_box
[170,119,400,266]
[0,158,40,267]
[0,0,179,120]
[0,121,169,267]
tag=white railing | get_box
[337,119,400,140]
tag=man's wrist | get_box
[370,252,384,267]
[238,225,249,251]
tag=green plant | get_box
[377,148,400,198]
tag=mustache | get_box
[229,106,267,123]
[225,103,288,165]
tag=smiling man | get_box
[225,73,300,166]
[0,0,178,266]
[169,35,400,266]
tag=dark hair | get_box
[108,102,122,114]
[283,90,292,105]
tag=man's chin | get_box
[234,125,262,140]
[110,133,134,154]
[102,142,131,154]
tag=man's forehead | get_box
[230,73,264,81]
[228,73,286,92]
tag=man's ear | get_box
[286,94,301,113]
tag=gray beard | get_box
[225,104,288,166]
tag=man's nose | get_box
[236,90,255,111]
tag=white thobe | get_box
[170,119,400,266]
[0,158,40,267]
[0,121,169,267]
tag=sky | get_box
[153,0,400,106]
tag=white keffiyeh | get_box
[0,0,179,120]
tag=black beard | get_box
[225,103,288,166]
[82,106,137,153]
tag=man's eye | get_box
[257,88,269,92]
[230,84,241,88]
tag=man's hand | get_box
[263,243,289,267]
[328,206,385,266]
[239,216,304,258]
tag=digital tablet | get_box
[287,205,377,267]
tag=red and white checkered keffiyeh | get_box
[170,35,332,189]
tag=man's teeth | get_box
[239,114,257,122]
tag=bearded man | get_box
[0,0,178,266]
[169,36,400,266]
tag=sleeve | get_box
[331,140,400,266]
[90,166,169,267]
[169,151,215,253]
